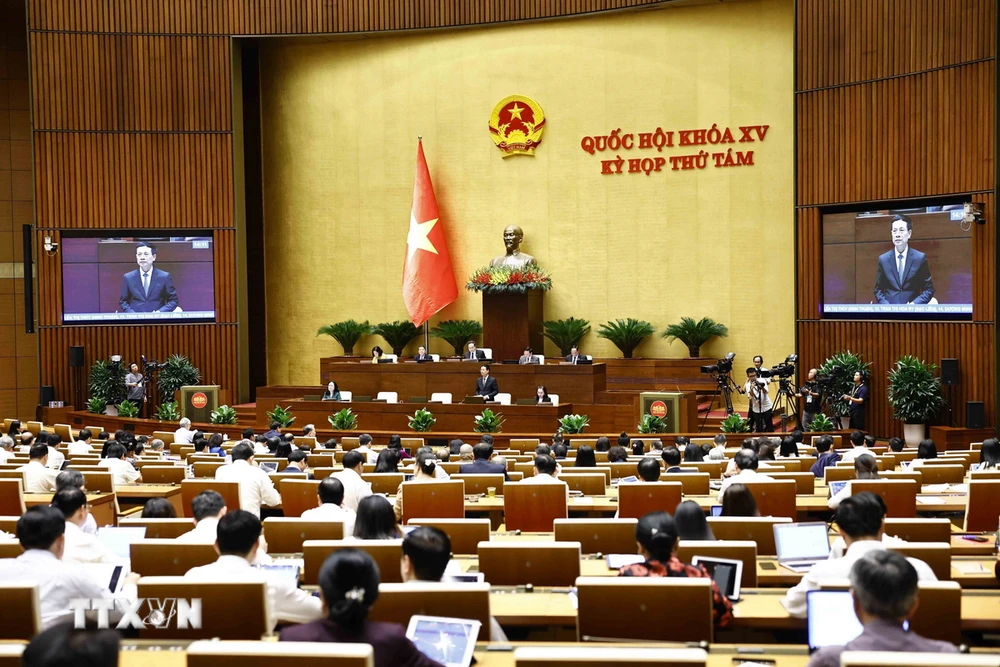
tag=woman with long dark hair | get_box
[352,496,401,540]
[574,445,596,467]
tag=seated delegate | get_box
[322,381,341,401]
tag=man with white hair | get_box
[148,438,165,454]
[174,418,194,444]
[0,435,14,462]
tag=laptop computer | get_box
[806,590,864,650]
[710,504,724,517]
[773,522,832,572]
[96,526,146,560]
[255,563,301,587]
[828,480,848,498]
[690,556,743,601]
[406,615,481,667]
[258,461,278,473]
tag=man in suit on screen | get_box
[119,242,179,313]
[873,215,934,305]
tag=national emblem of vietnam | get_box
[489,95,545,157]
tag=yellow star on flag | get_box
[407,213,440,261]
[507,103,524,120]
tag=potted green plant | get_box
[373,320,421,356]
[637,413,668,434]
[267,405,296,428]
[408,408,436,432]
[473,408,504,433]
[542,317,591,356]
[88,360,127,409]
[818,351,872,428]
[210,405,238,425]
[155,401,180,421]
[156,354,202,402]
[87,397,107,415]
[316,320,373,356]
[720,413,750,433]
[661,317,729,358]
[807,413,835,432]
[328,408,359,431]
[557,414,590,434]
[887,355,946,446]
[596,318,655,359]
[430,320,483,357]
[116,401,139,419]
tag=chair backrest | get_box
[140,466,186,485]
[661,472,710,495]
[26,421,42,435]
[766,472,815,494]
[759,460,801,473]
[370,583,491,641]
[305,454,334,468]
[915,464,965,485]
[509,438,540,453]
[119,517,195,539]
[888,542,951,580]
[675,540,757,587]
[549,394,560,406]
[553,518,637,554]
[478,541,580,586]
[53,424,75,442]
[302,539,403,585]
[400,438,424,450]
[811,434,842,447]
[561,473,606,496]
[430,392,452,404]
[965,480,1000,531]
[575,577,713,643]
[824,465,858,483]
[851,479,918,518]
[408,518,491,555]
[880,471,923,485]
[357,473,403,495]
[375,392,398,403]
[0,479,24,516]
[494,393,512,405]
[678,461,725,479]
[743,480,797,519]
[130,540,218,576]
[0,515,17,534]
[0,583,41,640]
[400,480,465,524]
[882,518,952,544]
[262,517,344,553]
[0,539,22,559]
[278,479,322,518]
[479,347,493,359]
[451,474,505,496]
[193,461,227,478]
[137,578,268,640]
[560,467,612,484]
[503,482,568,532]
[617,482,683,520]
[180,479,241,518]
[907,580,962,644]
[186,641,374,667]
[706,516,791,555]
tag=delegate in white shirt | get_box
[175,517,273,564]
[214,459,281,517]
[46,447,65,471]
[62,521,122,565]
[16,460,59,493]
[331,467,372,513]
[839,447,876,464]
[174,427,195,444]
[98,458,141,485]
[67,441,93,455]
[300,503,357,538]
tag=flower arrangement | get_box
[466,263,552,294]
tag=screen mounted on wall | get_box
[822,205,973,319]
[61,234,216,324]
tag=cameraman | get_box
[797,368,821,430]
[744,367,772,433]
[125,362,145,418]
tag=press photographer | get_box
[744,366,772,432]
[797,368,822,429]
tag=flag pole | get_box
[423,321,430,352]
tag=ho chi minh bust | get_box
[489,225,537,269]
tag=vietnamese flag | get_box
[402,140,458,326]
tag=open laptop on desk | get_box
[773,521,831,572]
[807,590,865,650]
[828,480,848,497]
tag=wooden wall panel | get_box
[40,325,239,409]
[797,0,996,91]
[30,33,231,131]
[797,61,995,205]
[34,133,234,230]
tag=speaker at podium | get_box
[179,385,220,423]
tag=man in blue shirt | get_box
[810,435,841,478]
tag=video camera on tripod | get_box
[700,352,736,376]
[141,354,164,371]
[758,354,798,381]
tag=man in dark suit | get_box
[119,242,179,313]
[414,345,433,362]
[475,365,499,400]
[661,446,693,473]
[873,215,934,305]
[464,341,486,360]
[566,345,583,364]
[458,442,509,480]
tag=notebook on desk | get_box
[773,522,831,572]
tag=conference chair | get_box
[400,480,465,524]
[130,540,217,576]
[915,464,965,485]
[312,467,336,481]
[494,393,512,405]
[743,480,797,519]
[678,461,725,478]
[965,480,1000,531]
[337,391,353,401]
[478,541,581,586]
[661,472,710,495]
[339,436,360,450]
[119,517,195,539]
[882,518,951,544]
[571,438,598,448]
[760,460,800,473]
[969,469,1000,480]
[509,438,540,452]
[137,579,268,640]
[676,540,757,587]
[151,430,176,442]
[375,391,398,403]
[851,479,918,518]
[514,647,708,667]
[186,641,374,667]
[880,471,923,485]
[452,474,505,496]
[767,471,815,494]
[618,481,683,520]
[889,542,952,580]
[408,518,491,555]
[0,471,23,483]
[262,517,344,553]
[479,347,493,360]
[608,462,640,480]
[554,518,637,554]
[429,392,452,404]
[361,473,404,495]
[180,479,241,518]
[706,516,790,555]
[1,420,11,432]
[400,437,424,450]
[561,473,606,496]
[0,479,25,516]
[561,467,612,484]
[575,577,713,642]
[278,478,321,517]
[192,461,226,478]
[302,539,402,585]
[438,462,462,475]
[824,465,859,484]
[0,539,22,558]
[370,583,492,641]
[503,482,568,532]
[293,436,319,449]
[0,515,17,534]
[0,584,41,640]
[305,453,333,468]
[25,421,42,435]
[53,424,75,442]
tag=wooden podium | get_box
[482,290,544,362]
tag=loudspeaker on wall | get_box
[966,401,985,429]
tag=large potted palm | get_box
[661,317,728,357]
[818,351,871,429]
[430,320,482,357]
[542,317,591,356]
[316,320,372,356]
[373,320,421,356]
[887,355,945,446]
[596,318,655,359]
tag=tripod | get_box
[769,378,801,432]
[700,371,740,432]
